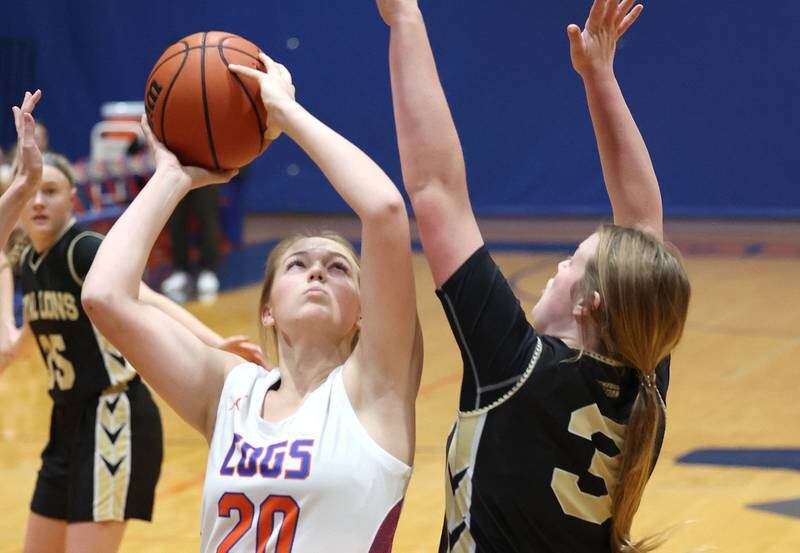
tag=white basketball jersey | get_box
[200,363,412,553]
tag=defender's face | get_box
[531,233,600,334]
[21,165,75,249]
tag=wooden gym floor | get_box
[0,216,798,552]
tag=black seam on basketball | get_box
[200,32,221,171]
[148,50,186,80]
[217,45,261,64]
[218,43,265,151]
[159,41,190,150]
[149,45,261,78]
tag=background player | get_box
[82,54,422,552]
[378,0,691,551]
[0,90,264,553]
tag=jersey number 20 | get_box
[217,492,299,553]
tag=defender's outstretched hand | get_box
[569,0,663,238]
[567,0,643,79]
[11,89,43,190]
[0,90,43,258]
[376,0,420,26]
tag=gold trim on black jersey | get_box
[444,338,542,551]
[67,230,105,286]
[583,350,624,367]
[93,389,132,521]
[27,218,77,273]
[458,337,543,417]
[90,323,137,387]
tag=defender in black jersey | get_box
[437,246,670,553]
[381,0,691,551]
[20,219,164,523]
[1,131,262,552]
[1,97,157,549]
[21,223,142,403]
[9,152,164,539]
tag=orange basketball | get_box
[144,31,269,170]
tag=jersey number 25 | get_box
[38,334,76,391]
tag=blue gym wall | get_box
[1,1,797,218]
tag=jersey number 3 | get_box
[550,403,625,524]
[217,492,299,553]
[38,334,76,391]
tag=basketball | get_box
[144,31,268,171]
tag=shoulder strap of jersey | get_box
[66,230,105,286]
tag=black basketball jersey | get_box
[436,246,669,553]
[20,221,136,405]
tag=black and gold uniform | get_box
[437,246,668,553]
[20,220,162,522]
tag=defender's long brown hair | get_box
[575,224,691,553]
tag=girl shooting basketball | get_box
[83,54,422,552]
[378,0,690,551]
